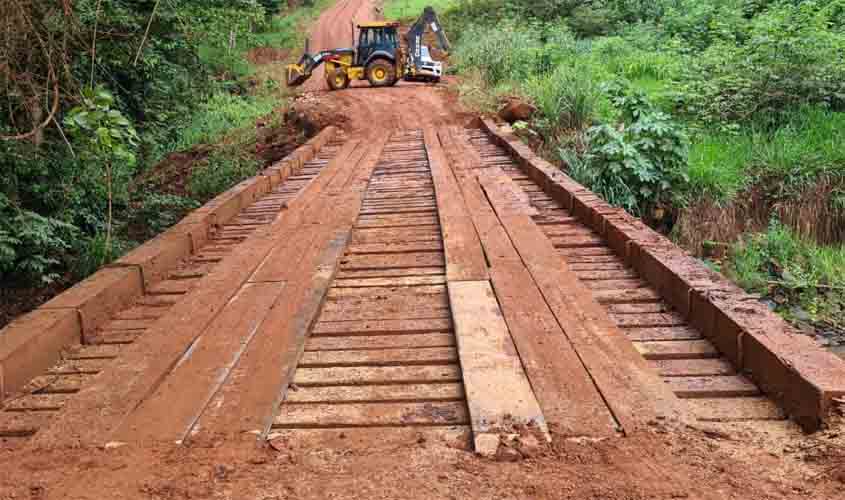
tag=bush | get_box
[676,3,845,123]
[0,196,78,285]
[72,233,135,281]
[132,194,200,239]
[566,82,689,216]
[188,151,260,202]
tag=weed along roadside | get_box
[0,1,332,328]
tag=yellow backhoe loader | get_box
[286,7,450,90]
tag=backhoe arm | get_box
[405,6,450,68]
[286,42,348,87]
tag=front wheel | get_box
[327,68,350,91]
[366,60,396,87]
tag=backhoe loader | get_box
[286,7,450,90]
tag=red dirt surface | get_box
[3,2,845,499]
[2,423,844,500]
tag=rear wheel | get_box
[366,59,396,87]
[327,68,350,91]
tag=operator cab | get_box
[356,22,400,67]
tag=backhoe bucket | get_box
[286,63,311,87]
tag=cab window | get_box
[359,29,370,46]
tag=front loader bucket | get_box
[286,64,311,87]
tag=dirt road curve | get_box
[1,1,844,498]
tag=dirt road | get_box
[2,1,844,499]
[298,0,468,132]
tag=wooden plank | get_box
[273,401,469,428]
[318,299,450,322]
[686,397,785,422]
[634,340,720,360]
[321,292,448,313]
[3,393,71,411]
[666,375,760,398]
[64,344,122,360]
[285,383,464,403]
[625,326,704,342]
[592,288,661,304]
[350,228,441,244]
[327,284,446,298]
[613,313,688,328]
[490,265,619,437]
[585,279,648,291]
[447,280,550,451]
[335,267,445,279]
[423,127,488,282]
[294,365,462,386]
[607,303,671,314]
[332,275,447,288]
[346,241,443,254]
[339,252,445,270]
[573,265,637,277]
[311,318,452,336]
[298,347,458,367]
[305,333,455,351]
[649,359,736,377]
[113,281,286,442]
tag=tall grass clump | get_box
[525,63,606,133]
[728,220,845,327]
[452,23,547,87]
[685,106,845,204]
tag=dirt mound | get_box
[498,97,536,123]
[290,92,351,134]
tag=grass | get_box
[255,0,336,50]
[384,0,458,20]
[171,93,276,152]
[188,150,261,202]
[197,0,335,80]
[686,107,845,203]
[727,221,845,327]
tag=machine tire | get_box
[327,68,350,91]
[366,59,396,87]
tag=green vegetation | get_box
[727,221,845,329]
[385,0,458,20]
[0,1,322,301]
[443,0,845,334]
